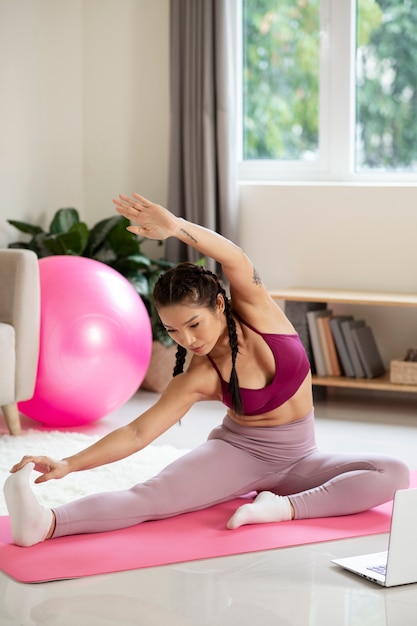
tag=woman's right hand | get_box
[9,456,71,484]
[113,192,178,241]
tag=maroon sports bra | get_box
[206,316,310,416]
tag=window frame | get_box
[237,0,417,184]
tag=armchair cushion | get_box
[0,323,15,404]
[0,249,40,434]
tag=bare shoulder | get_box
[231,294,296,334]
[162,355,221,404]
[182,355,222,400]
[226,257,295,333]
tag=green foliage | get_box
[7,208,175,346]
[356,0,383,47]
[242,0,320,160]
[356,0,417,169]
[244,0,417,171]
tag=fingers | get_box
[126,225,141,235]
[112,196,137,214]
[113,193,169,240]
[117,193,146,210]
[113,192,151,213]
[34,472,54,484]
[112,196,143,224]
[132,192,150,205]
[9,456,38,473]
[10,455,54,477]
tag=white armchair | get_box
[0,249,40,435]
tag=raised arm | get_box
[113,193,270,309]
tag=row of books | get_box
[306,309,386,379]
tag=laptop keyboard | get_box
[367,564,387,576]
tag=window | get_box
[242,0,320,163]
[239,0,417,182]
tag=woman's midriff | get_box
[227,372,313,428]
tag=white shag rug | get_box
[0,431,189,516]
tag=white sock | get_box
[3,463,53,547]
[227,491,293,529]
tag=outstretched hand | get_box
[112,192,178,241]
[9,456,70,484]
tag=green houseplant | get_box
[7,207,175,348]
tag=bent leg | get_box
[285,452,410,519]
[52,440,276,538]
[228,452,410,527]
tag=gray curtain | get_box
[167,0,237,266]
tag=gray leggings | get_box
[52,409,410,538]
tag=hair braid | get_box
[218,284,243,416]
[173,345,187,377]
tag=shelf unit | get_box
[270,288,417,394]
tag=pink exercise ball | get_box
[19,256,152,427]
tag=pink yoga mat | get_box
[2,472,416,584]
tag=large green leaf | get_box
[84,216,123,257]
[49,208,80,234]
[90,240,118,264]
[7,220,44,236]
[123,272,150,297]
[112,254,151,273]
[43,224,89,256]
[7,241,32,250]
[106,218,141,257]
[71,222,89,253]
[31,233,57,257]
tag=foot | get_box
[227,491,293,529]
[3,463,54,547]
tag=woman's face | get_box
[157,296,226,356]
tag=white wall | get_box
[0,0,84,241]
[239,183,417,293]
[239,183,417,363]
[0,0,170,246]
[1,1,416,365]
[82,0,170,225]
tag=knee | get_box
[385,457,410,492]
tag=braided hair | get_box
[153,262,243,415]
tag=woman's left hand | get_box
[112,193,178,240]
[9,455,71,483]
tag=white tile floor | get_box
[1,388,417,626]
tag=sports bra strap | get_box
[233,312,262,336]
[206,354,222,377]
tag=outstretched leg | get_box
[52,440,275,539]
[4,438,282,545]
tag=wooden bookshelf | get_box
[270,288,417,394]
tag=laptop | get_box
[331,488,417,587]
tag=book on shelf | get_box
[306,309,332,377]
[284,300,327,374]
[340,319,367,378]
[329,316,355,377]
[351,324,385,378]
[316,314,341,376]
[322,315,342,376]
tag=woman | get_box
[4,193,410,547]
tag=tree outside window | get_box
[242,0,417,175]
[356,0,417,171]
[242,0,320,161]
